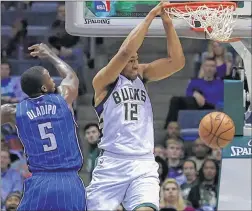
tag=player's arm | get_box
[29,43,79,106]
[141,10,185,82]
[1,104,17,127]
[92,3,163,97]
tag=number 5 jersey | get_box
[15,94,83,172]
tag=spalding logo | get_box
[84,19,110,24]
[230,139,252,156]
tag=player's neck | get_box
[29,93,44,99]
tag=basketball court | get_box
[66,1,251,210]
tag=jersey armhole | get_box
[137,74,148,84]
[93,77,119,109]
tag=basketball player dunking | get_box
[1,44,86,211]
[87,2,185,211]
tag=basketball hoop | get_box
[164,2,238,42]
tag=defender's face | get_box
[121,53,139,80]
[42,69,56,93]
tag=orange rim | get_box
[164,2,237,12]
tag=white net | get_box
[165,4,238,42]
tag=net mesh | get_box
[165,4,238,41]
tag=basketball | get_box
[199,112,235,149]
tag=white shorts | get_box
[86,151,160,211]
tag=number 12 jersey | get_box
[93,75,154,156]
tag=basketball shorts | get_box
[86,151,160,211]
[17,171,86,211]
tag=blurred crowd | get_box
[1,1,250,211]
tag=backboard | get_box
[66,1,252,38]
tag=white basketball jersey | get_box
[94,75,154,156]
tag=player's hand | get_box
[193,91,206,107]
[28,43,54,59]
[150,1,164,16]
[160,1,173,24]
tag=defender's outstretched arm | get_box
[29,44,79,106]
[142,9,185,82]
[92,3,163,97]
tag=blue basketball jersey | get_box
[16,94,83,172]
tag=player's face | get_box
[166,143,182,159]
[122,53,139,80]
[42,69,56,93]
[183,161,197,179]
[1,150,11,170]
[5,196,20,211]
[203,160,217,181]
[163,183,178,202]
[203,60,216,78]
[85,126,100,145]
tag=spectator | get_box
[181,160,199,200]
[11,152,32,179]
[187,159,219,210]
[198,41,233,79]
[155,156,169,185]
[1,140,19,164]
[1,60,26,104]
[1,148,23,202]
[188,138,211,171]
[166,122,181,138]
[210,148,222,167]
[4,191,22,211]
[48,3,81,59]
[166,138,186,185]
[164,57,224,126]
[1,18,35,59]
[164,122,184,142]
[154,144,166,159]
[160,178,195,211]
[84,123,100,179]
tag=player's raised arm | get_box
[142,4,185,82]
[92,3,163,96]
[1,104,16,126]
[28,43,79,105]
